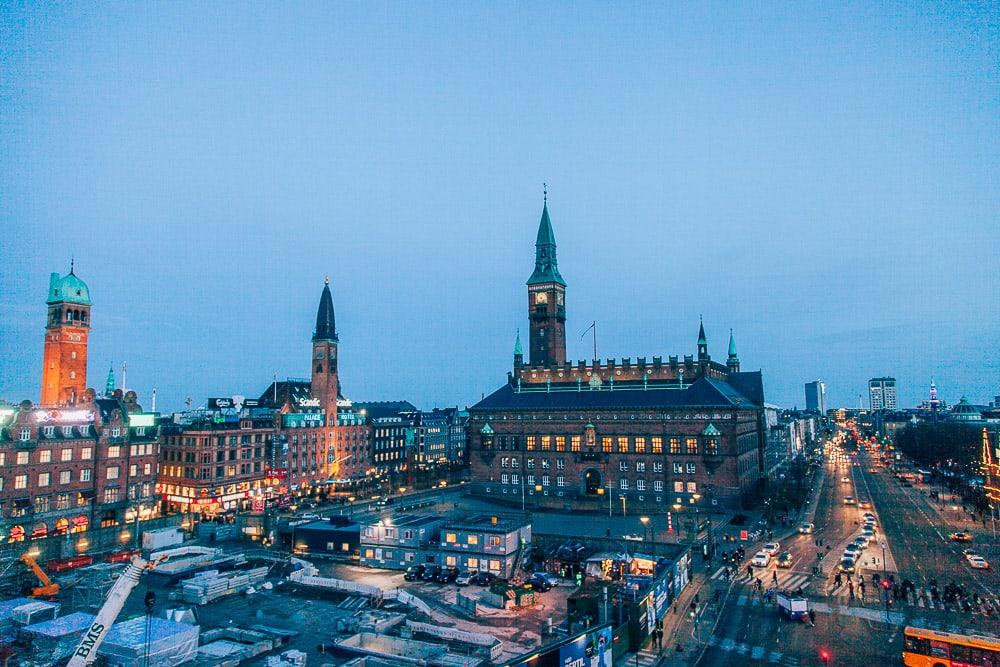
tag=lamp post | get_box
[620,495,627,517]
[640,516,650,544]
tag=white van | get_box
[751,551,771,567]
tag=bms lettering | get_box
[74,623,105,657]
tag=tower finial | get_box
[324,273,330,285]
[70,257,75,275]
[543,182,547,205]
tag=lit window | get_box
[617,437,629,453]
[571,436,581,452]
[61,448,72,462]
[669,438,681,454]
[38,472,50,487]
[60,471,71,484]
[16,452,29,465]
[652,437,663,454]
[106,466,120,480]
[81,447,92,460]
[541,436,551,451]
[526,436,536,451]
[686,438,698,455]
[687,482,697,493]
[673,481,684,493]
[467,534,478,545]
[555,436,566,452]
[635,437,646,453]
[15,474,28,490]
[602,437,612,453]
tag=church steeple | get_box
[727,329,740,372]
[526,188,567,367]
[105,364,116,397]
[311,276,339,425]
[527,189,565,287]
[697,316,709,361]
[513,329,524,368]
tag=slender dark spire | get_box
[527,188,566,286]
[698,316,707,345]
[70,257,75,275]
[313,278,338,342]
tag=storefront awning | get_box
[79,490,96,500]
[13,498,30,509]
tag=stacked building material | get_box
[21,612,95,663]
[180,566,269,605]
[99,616,199,667]
[0,598,60,637]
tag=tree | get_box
[894,423,981,473]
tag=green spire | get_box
[513,329,523,356]
[698,316,707,345]
[105,365,115,396]
[527,194,566,286]
[728,329,738,358]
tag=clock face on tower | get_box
[534,292,548,304]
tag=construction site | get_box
[0,500,692,667]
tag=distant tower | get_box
[311,276,339,425]
[726,329,740,372]
[697,317,709,361]
[929,380,939,410]
[527,190,567,367]
[104,365,116,397]
[41,264,91,405]
[513,330,524,368]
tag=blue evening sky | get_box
[2,2,998,412]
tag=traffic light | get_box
[819,648,831,664]
[881,579,891,590]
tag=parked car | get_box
[471,571,497,586]
[435,567,459,583]
[526,573,552,591]
[839,557,856,573]
[858,501,872,509]
[844,545,863,559]
[762,542,781,556]
[841,476,850,483]
[455,570,474,586]
[403,565,425,581]
[421,565,442,582]
[950,532,973,542]
[776,552,794,568]
[751,551,771,568]
[843,496,856,505]
[798,523,814,534]
[963,548,980,558]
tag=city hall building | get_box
[468,200,766,510]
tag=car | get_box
[844,543,863,556]
[435,567,460,583]
[861,527,876,538]
[858,501,872,509]
[855,533,872,545]
[300,513,321,520]
[526,573,553,591]
[751,551,771,568]
[776,552,794,568]
[839,557,856,573]
[421,565,442,582]
[455,570,474,586]
[798,523,814,535]
[962,548,980,558]
[622,534,644,542]
[841,476,851,483]
[968,556,990,570]
[851,537,868,550]
[471,571,497,586]
[844,496,856,505]
[762,542,781,556]
[403,565,425,581]
[950,532,973,542]
[863,512,876,521]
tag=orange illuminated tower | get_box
[40,264,91,405]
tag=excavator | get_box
[19,554,59,598]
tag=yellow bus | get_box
[902,626,1000,667]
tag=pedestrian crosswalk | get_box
[711,567,813,594]
[703,635,799,665]
[822,582,1000,616]
[629,647,660,667]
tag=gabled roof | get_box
[726,371,765,407]
[470,376,760,412]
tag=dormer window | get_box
[44,426,55,438]
[19,428,30,441]
[62,426,74,437]
[136,427,146,437]
[111,426,121,438]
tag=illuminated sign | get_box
[166,495,192,504]
[128,414,156,427]
[34,409,95,423]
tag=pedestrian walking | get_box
[859,579,866,598]
[808,609,816,626]
[772,571,778,586]
[848,581,855,600]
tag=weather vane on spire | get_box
[70,257,75,274]
[543,182,547,204]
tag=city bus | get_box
[902,626,1000,666]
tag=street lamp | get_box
[640,516,650,543]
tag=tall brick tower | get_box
[527,193,567,366]
[311,276,339,425]
[41,263,91,405]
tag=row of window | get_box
[490,435,719,455]
[163,462,261,480]
[498,457,699,475]
[498,474,698,494]
[0,461,154,490]
[443,532,503,547]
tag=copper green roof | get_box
[728,330,738,358]
[527,203,566,286]
[47,269,91,306]
[698,318,707,345]
[513,330,523,356]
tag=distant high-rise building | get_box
[805,380,827,415]
[869,377,897,411]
